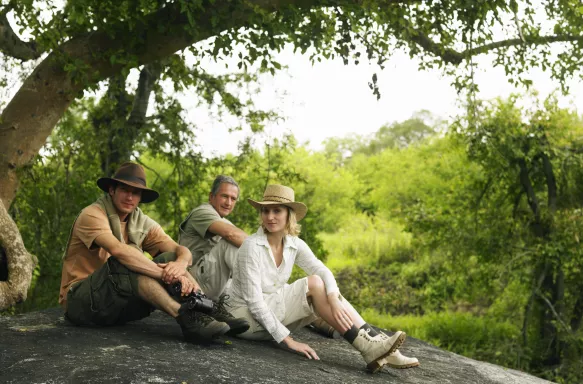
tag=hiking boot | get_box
[308,317,340,338]
[351,329,407,373]
[175,303,229,342]
[208,294,250,336]
[378,349,420,369]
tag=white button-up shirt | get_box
[228,227,340,343]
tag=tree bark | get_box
[0,6,42,61]
[0,198,37,309]
[128,63,163,128]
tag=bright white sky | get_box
[184,45,583,158]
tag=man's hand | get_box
[176,275,199,296]
[283,336,319,360]
[157,260,189,284]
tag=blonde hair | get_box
[260,206,301,236]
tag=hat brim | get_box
[97,177,159,204]
[247,198,307,221]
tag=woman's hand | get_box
[328,294,353,333]
[283,336,320,360]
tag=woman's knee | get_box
[307,275,324,292]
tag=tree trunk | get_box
[0,199,37,309]
[95,63,163,176]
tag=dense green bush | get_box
[361,310,524,369]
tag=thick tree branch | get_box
[408,32,466,65]
[0,7,42,61]
[128,63,163,127]
[464,35,583,59]
[410,31,583,65]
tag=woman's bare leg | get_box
[307,275,409,372]
[306,275,364,334]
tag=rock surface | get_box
[1,308,551,384]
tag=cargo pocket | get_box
[195,256,213,294]
[65,280,94,325]
[89,259,131,326]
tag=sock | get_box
[343,325,360,343]
[360,323,379,336]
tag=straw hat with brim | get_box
[247,184,307,221]
[97,162,159,204]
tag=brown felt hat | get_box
[97,162,159,203]
[247,184,307,221]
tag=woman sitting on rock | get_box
[226,184,419,372]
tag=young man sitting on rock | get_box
[58,162,249,341]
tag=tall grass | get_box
[361,309,525,370]
[319,214,412,271]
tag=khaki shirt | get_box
[59,205,174,308]
[178,203,233,264]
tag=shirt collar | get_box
[255,227,298,250]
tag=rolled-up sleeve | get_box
[294,239,340,296]
[237,239,290,343]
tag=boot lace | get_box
[361,329,385,343]
[212,294,235,320]
[181,302,214,326]
[192,311,214,326]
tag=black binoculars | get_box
[168,281,215,314]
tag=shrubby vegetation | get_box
[7,95,583,383]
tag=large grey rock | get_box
[0,308,551,383]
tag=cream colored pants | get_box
[229,277,319,341]
[189,239,238,301]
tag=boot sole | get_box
[366,332,407,373]
[385,361,420,369]
[183,323,230,343]
[225,319,251,336]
